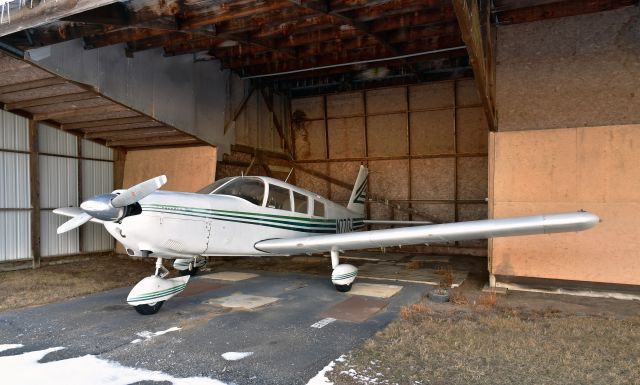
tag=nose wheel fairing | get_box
[127,275,189,307]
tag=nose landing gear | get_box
[127,257,190,315]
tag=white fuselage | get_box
[105,177,364,259]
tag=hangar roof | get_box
[0,0,636,97]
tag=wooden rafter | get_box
[453,0,496,131]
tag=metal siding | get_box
[81,139,113,160]
[0,211,31,261]
[39,155,78,208]
[82,160,114,251]
[0,110,28,151]
[41,210,79,257]
[38,123,78,156]
[0,152,30,208]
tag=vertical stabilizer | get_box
[347,165,368,215]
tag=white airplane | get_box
[54,165,599,315]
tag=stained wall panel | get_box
[366,114,407,157]
[294,120,326,160]
[327,118,365,158]
[410,110,454,155]
[327,92,363,117]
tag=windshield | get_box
[196,177,234,194]
[212,177,265,205]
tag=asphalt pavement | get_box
[0,269,427,385]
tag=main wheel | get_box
[134,301,164,315]
[334,283,352,293]
[179,262,199,276]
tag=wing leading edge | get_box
[254,211,599,255]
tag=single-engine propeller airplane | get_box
[54,165,599,315]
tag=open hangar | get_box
[0,0,638,296]
[0,0,638,383]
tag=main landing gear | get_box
[330,249,358,292]
[127,256,190,315]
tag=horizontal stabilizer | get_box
[254,211,599,255]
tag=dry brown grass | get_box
[0,256,154,312]
[399,302,431,320]
[450,289,469,305]
[477,291,497,307]
[330,305,640,385]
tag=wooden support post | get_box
[406,85,412,222]
[113,147,127,190]
[28,120,40,269]
[259,87,293,159]
[453,0,497,131]
[224,86,255,134]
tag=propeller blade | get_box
[57,213,92,234]
[111,175,167,208]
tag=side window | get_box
[314,200,325,217]
[293,191,309,214]
[267,185,292,211]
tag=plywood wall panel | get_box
[295,162,330,197]
[294,120,326,160]
[410,109,454,155]
[327,92,364,118]
[329,161,361,201]
[369,160,409,200]
[410,158,455,200]
[366,87,406,114]
[410,82,454,110]
[328,118,366,158]
[456,79,481,106]
[456,107,488,153]
[457,157,488,200]
[412,203,456,223]
[291,96,324,119]
[367,114,408,157]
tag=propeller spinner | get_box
[56,175,167,234]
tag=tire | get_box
[334,283,352,293]
[429,290,450,303]
[134,301,164,315]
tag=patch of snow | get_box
[132,326,181,343]
[306,355,346,385]
[0,345,226,385]
[0,344,23,353]
[221,352,253,361]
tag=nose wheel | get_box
[127,257,190,315]
[134,301,164,315]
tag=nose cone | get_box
[80,193,121,221]
[578,211,600,229]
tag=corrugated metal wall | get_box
[0,110,31,262]
[81,139,113,252]
[0,113,114,263]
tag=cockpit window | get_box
[197,177,234,195]
[266,184,292,211]
[213,177,265,205]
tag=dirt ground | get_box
[1,254,638,385]
[0,256,155,312]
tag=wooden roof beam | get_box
[85,127,178,139]
[4,91,96,110]
[495,0,637,25]
[106,135,199,147]
[0,77,68,94]
[0,0,121,37]
[453,0,496,131]
[33,104,125,121]
[62,116,152,130]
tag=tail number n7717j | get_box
[336,218,353,233]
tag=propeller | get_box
[56,175,167,234]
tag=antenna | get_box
[284,168,294,183]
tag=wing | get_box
[363,220,433,225]
[53,207,105,224]
[254,211,599,255]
